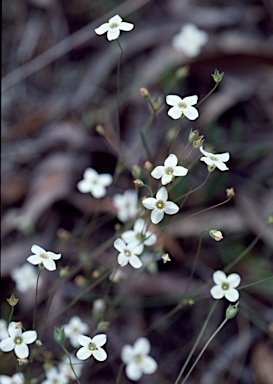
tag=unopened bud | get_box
[207,164,216,173]
[175,66,189,80]
[7,294,19,307]
[193,136,204,149]
[188,129,199,143]
[152,97,162,111]
[226,303,239,319]
[54,327,66,345]
[57,228,70,240]
[59,267,70,279]
[140,87,149,99]
[209,230,223,241]
[212,69,224,83]
[144,161,152,170]
[96,124,105,136]
[36,339,43,347]
[133,179,144,187]
[166,127,177,142]
[132,164,141,179]
[17,358,28,366]
[15,322,22,329]
[97,321,110,331]
[74,275,86,287]
[267,214,273,225]
[226,188,235,198]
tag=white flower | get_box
[63,316,89,348]
[95,14,134,41]
[0,373,24,384]
[199,146,230,171]
[0,319,8,340]
[113,190,138,222]
[11,263,38,293]
[166,95,199,120]
[93,299,106,313]
[121,219,157,252]
[41,367,68,384]
[121,337,158,381]
[151,154,188,185]
[210,270,241,302]
[114,238,143,269]
[27,245,61,271]
[0,322,37,359]
[59,355,83,380]
[172,23,208,57]
[76,334,107,361]
[77,167,112,198]
[142,187,179,224]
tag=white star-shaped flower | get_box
[77,167,112,198]
[199,146,230,171]
[210,270,241,302]
[166,95,199,120]
[142,187,179,224]
[121,337,158,381]
[27,245,61,271]
[95,14,134,41]
[63,316,89,348]
[151,154,188,185]
[172,24,208,57]
[41,367,68,384]
[11,263,38,293]
[0,373,24,384]
[114,238,143,269]
[0,322,37,359]
[76,334,107,361]
[113,190,138,222]
[121,218,157,252]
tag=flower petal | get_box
[142,197,156,210]
[47,252,61,260]
[8,322,19,337]
[121,345,134,364]
[78,335,91,347]
[199,146,211,157]
[91,185,106,198]
[14,343,29,358]
[31,245,45,255]
[93,347,107,361]
[161,174,172,185]
[156,187,168,201]
[76,347,91,360]
[133,219,146,233]
[164,154,178,168]
[114,238,126,252]
[144,233,157,246]
[126,362,142,381]
[227,273,241,288]
[210,285,224,299]
[200,157,214,166]
[225,288,239,302]
[92,334,107,347]
[107,29,120,41]
[129,255,142,269]
[95,23,109,35]
[151,166,165,179]
[166,95,182,106]
[27,255,41,265]
[77,179,91,193]
[183,106,199,120]
[182,95,198,106]
[118,253,129,266]
[215,152,230,162]
[215,161,229,171]
[164,201,179,215]
[168,106,182,119]
[141,355,158,374]
[22,330,37,344]
[121,230,136,244]
[151,209,164,224]
[134,337,150,354]
[43,258,56,271]
[173,166,188,177]
[212,270,227,284]
[0,337,15,352]
[99,174,113,186]
[119,22,134,31]
[109,15,122,24]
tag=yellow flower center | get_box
[124,249,131,257]
[155,200,165,210]
[222,282,229,290]
[14,336,23,345]
[89,342,98,351]
[110,23,118,29]
[134,353,143,364]
[165,167,174,175]
[178,102,187,109]
[40,252,49,259]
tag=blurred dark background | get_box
[1,0,273,383]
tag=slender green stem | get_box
[174,173,210,202]
[140,130,152,161]
[60,344,81,384]
[180,317,229,384]
[8,306,14,324]
[196,83,218,107]
[33,268,43,329]
[174,301,218,384]
[116,363,125,384]
[239,275,273,290]
[169,118,183,153]
[116,38,123,145]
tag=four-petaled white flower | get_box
[210,270,241,302]
[172,23,208,57]
[63,316,89,348]
[166,95,199,120]
[199,146,230,171]
[11,263,38,293]
[0,373,24,384]
[114,238,143,269]
[142,187,179,224]
[95,14,134,41]
[121,218,157,253]
[0,322,37,359]
[76,334,107,361]
[41,367,68,384]
[27,245,61,271]
[77,167,113,198]
[113,190,138,222]
[151,154,188,185]
[121,337,158,381]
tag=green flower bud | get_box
[97,321,110,331]
[268,214,273,225]
[226,303,239,319]
[59,266,70,279]
[132,165,141,179]
[212,69,224,83]
[7,293,19,307]
[193,136,204,149]
[188,129,199,143]
[54,327,66,345]
[175,66,189,80]
[152,97,162,111]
